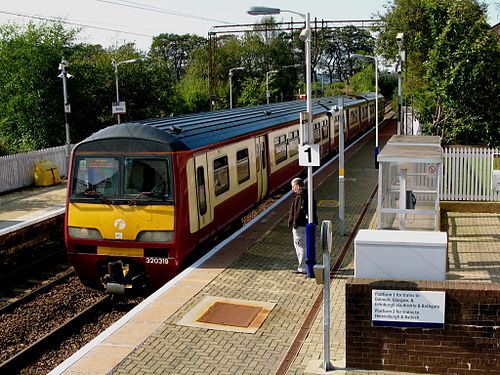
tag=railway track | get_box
[0,294,112,374]
[0,183,282,374]
[0,270,75,315]
[0,271,144,374]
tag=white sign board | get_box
[493,171,500,192]
[299,144,320,167]
[493,154,500,192]
[372,289,445,328]
[112,101,127,115]
[64,103,71,114]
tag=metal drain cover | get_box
[178,296,276,333]
[197,302,262,327]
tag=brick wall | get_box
[345,278,500,374]
[0,215,64,277]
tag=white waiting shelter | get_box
[377,135,443,231]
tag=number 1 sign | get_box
[299,144,320,166]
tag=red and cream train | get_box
[65,93,383,293]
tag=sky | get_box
[0,0,499,51]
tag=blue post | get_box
[306,223,316,277]
[374,145,380,169]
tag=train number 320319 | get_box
[146,257,169,265]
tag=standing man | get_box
[288,177,317,274]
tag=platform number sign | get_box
[299,144,320,167]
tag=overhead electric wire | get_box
[0,10,154,37]
[96,0,232,24]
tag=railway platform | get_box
[50,118,500,375]
[3,118,498,374]
[0,183,66,235]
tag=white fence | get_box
[0,146,68,193]
[441,147,499,201]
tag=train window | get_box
[321,122,329,140]
[72,157,119,197]
[124,158,170,199]
[350,109,358,123]
[196,167,207,215]
[369,104,375,116]
[313,123,321,143]
[261,143,267,170]
[288,131,299,157]
[274,135,287,164]
[361,106,368,120]
[256,144,261,172]
[236,148,250,184]
[214,156,229,196]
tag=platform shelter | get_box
[376,135,442,231]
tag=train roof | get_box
[75,93,381,153]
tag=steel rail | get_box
[0,295,112,374]
[0,270,75,314]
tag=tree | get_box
[0,22,77,153]
[317,26,375,83]
[149,33,206,82]
[377,0,500,146]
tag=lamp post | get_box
[265,70,278,105]
[58,58,73,176]
[229,66,245,109]
[351,53,379,169]
[396,33,404,135]
[112,58,143,124]
[248,6,316,282]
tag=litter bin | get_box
[34,160,61,186]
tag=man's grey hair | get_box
[291,177,304,187]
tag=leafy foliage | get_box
[377,0,500,147]
[0,22,76,153]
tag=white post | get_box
[59,58,71,176]
[113,60,121,124]
[374,56,379,169]
[229,71,233,109]
[399,168,407,230]
[320,220,334,371]
[338,97,345,236]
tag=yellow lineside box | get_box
[34,160,61,186]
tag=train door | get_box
[193,154,213,230]
[255,136,268,200]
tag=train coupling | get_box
[102,260,130,295]
[102,260,147,295]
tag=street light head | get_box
[396,33,404,49]
[299,28,310,42]
[351,54,365,59]
[117,58,144,67]
[247,6,281,15]
[229,66,245,76]
[66,73,74,79]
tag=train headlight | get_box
[136,231,174,242]
[68,226,103,240]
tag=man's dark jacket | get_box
[288,189,318,229]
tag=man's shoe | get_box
[292,270,306,274]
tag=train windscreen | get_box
[71,156,172,202]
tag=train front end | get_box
[65,124,182,294]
